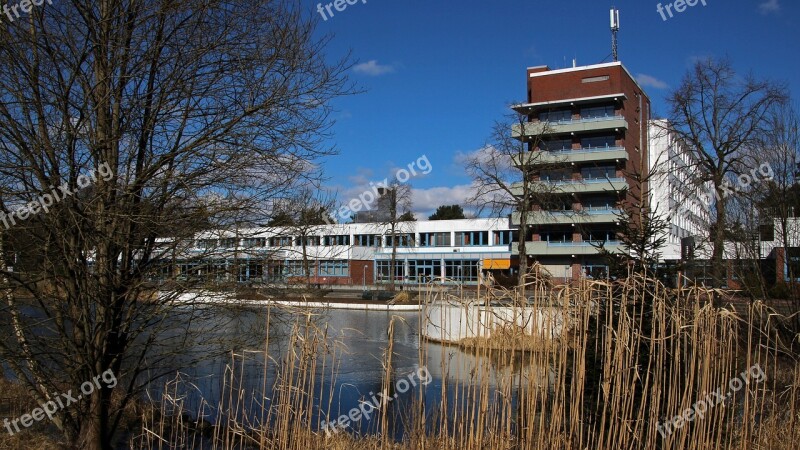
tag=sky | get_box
[310,0,799,220]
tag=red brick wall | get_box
[525,63,651,224]
[348,260,373,286]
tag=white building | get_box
[167,218,516,286]
[648,119,711,261]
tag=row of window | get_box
[173,259,351,281]
[376,259,481,283]
[196,231,517,249]
[539,230,617,243]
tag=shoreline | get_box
[169,291,422,311]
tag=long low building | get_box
[163,218,518,287]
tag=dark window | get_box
[455,231,488,246]
[538,109,572,122]
[580,135,616,149]
[319,260,349,276]
[541,138,573,151]
[420,232,451,247]
[581,165,616,180]
[354,234,381,247]
[323,235,350,246]
[580,104,615,119]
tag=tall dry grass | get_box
[130,274,800,449]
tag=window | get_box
[580,104,615,119]
[455,231,488,246]
[493,230,518,246]
[583,230,617,242]
[583,196,617,210]
[220,238,237,248]
[238,261,263,282]
[323,235,350,246]
[540,169,572,182]
[540,138,573,151]
[197,239,217,249]
[583,265,609,279]
[542,198,573,211]
[295,236,320,246]
[354,234,381,247]
[541,232,571,243]
[377,260,405,282]
[419,232,451,247]
[386,234,414,247]
[242,238,266,248]
[408,259,441,283]
[285,260,313,277]
[580,135,616,149]
[319,260,349,277]
[269,236,292,247]
[538,109,572,123]
[445,260,479,282]
[581,165,616,180]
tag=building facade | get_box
[163,218,516,287]
[510,62,652,282]
[648,119,711,262]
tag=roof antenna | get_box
[610,7,620,61]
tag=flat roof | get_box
[512,93,627,111]
[525,61,648,98]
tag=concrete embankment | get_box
[167,291,422,311]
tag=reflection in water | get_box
[143,305,554,439]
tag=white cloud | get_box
[635,74,669,90]
[353,60,395,76]
[411,185,475,216]
[759,0,780,14]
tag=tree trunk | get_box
[518,218,528,298]
[712,186,727,288]
[76,391,111,450]
[390,223,398,292]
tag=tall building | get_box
[510,61,651,282]
[648,119,710,262]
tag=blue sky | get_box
[311,0,799,219]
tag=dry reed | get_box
[129,274,800,450]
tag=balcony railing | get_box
[545,146,625,154]
[547,240,621,247]
[539,115,623,126]
[539,177,625,186]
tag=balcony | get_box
[511,177,628,195]
[512,116,628,138]
[511,208,621,226]
[513,146,629,166]
[513,240,624,256]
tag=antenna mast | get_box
[610,7,620,61]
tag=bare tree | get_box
[465,111,564,294]
[758,104,800,281]
[267,188,337,288]
[666,57,788,287]
[0,1,352,448]
[373,181,413,291]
